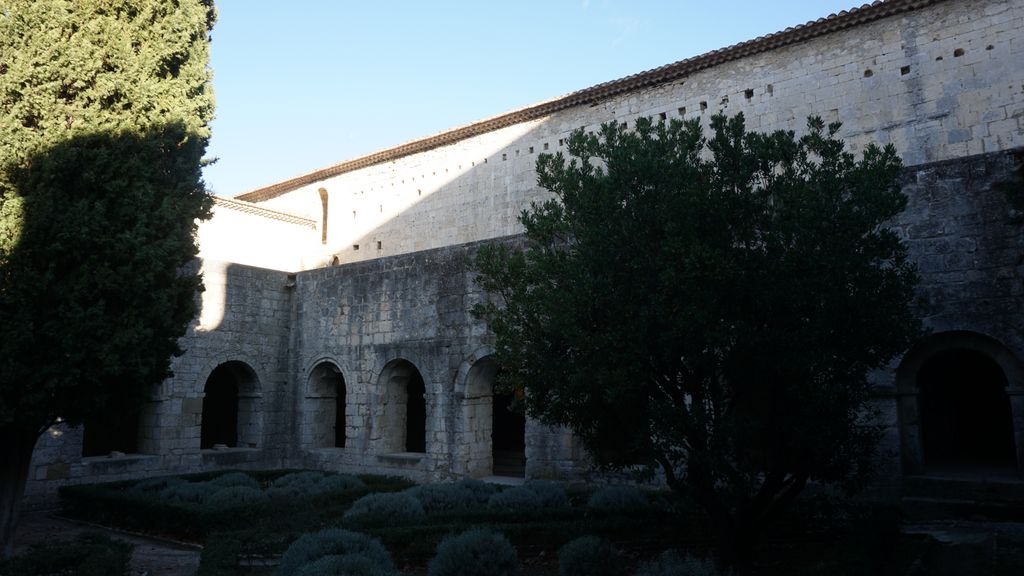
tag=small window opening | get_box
[700,101,708,112]
[766,84,774,95]
[658,112,667,120]
[954,48,965,57]
[744,89,754,99]
[353,244,359,251]
[678,106,686,115]
[377,241,382,250]
[900,65,911,75]
[543,142,549,150]
[863,69,874,78]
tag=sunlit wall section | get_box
[196,197,320,271]
[240,0,1022,269]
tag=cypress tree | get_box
[0,0,215,554]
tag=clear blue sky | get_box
[204,1,862,196]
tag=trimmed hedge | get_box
[204,485,270,513]
[636,550,726,576]
[406,479,494,514]
[488,486,542,512]
[344,492,425,524]
[558,536,626,576]
[586,485,648,512]
[294,554,397,576]
[524,480,569,508]
[0,533,132,576]
[209,471,260,489]
[61,471,412,538]
[427,528,520,576]
[276,528,394,576]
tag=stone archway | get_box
[378,359,427,453]
[305,361,346,448]
[897,331,1024,476]
[200,361,261,449]
[460,356,526,478]
[919,348,1016,469]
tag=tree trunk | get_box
[0,424,39,558]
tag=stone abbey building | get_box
[24,0,1024,504]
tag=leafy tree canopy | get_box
[0,0,215,429]
[0,0,215,554]
[474,113,921,563]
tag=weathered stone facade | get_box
[23,0,1024,504]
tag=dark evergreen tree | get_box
[0,0,215,555]
[474,113,922,567]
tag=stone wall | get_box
[24,261,296,504]
[196,198,319,272]
[872,147,1024,491]
[23,146,1024,502]
[20,0,1024,503]
[288,239,581,483]
[252,0,1024,270]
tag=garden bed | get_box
[58,470,932,575]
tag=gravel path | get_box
[14,510,201,576]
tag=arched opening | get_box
[201,361,260,449]
[918,348,1017,470]
[406,371,426,453]
[378,359,427,453]
[462,356,526,478]
[306,362,346,448]
[492,389,526,477]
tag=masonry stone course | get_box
[21,0,1024,504]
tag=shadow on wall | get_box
[314,117,551,268]
[184,259,297,458]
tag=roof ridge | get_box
[235,0,941,203]
[212,195,317,228]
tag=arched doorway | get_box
[462,356,526,478]
[200,361,261,449]
[306,362,346,448]
[492,389,526,477]
[918,348,1016,470]
[378,359,427,453]
[897,331,1023,476]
